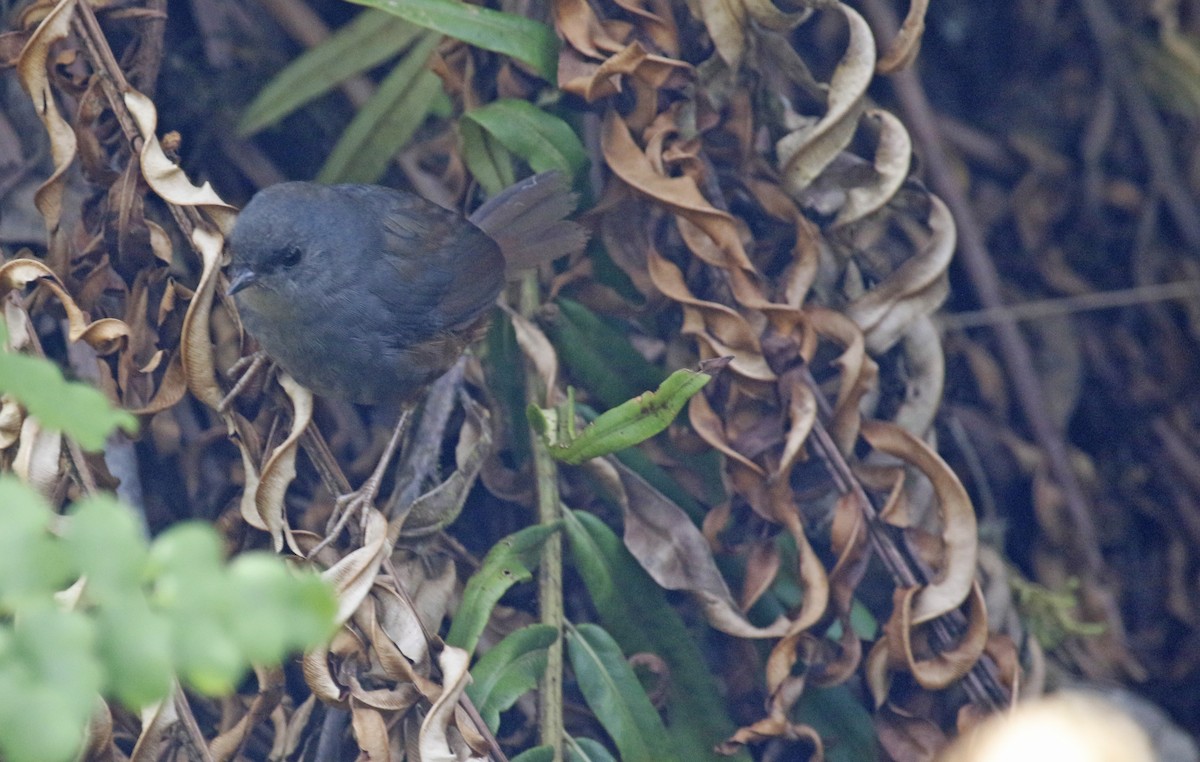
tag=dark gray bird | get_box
[226,172,586,403]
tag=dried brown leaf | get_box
[876,0,929,74]
[845,195,954,354]
[861,419,977,623]
[776,4,874,195]
[614,460,791,637]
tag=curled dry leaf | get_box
[845,195,955,354]
[687,0,813,70]
[16,0,77,248]
[883,583,989,690]
[833,109,913,227]
[876,0,930,74]
[397,395,492,537]
[419,646,486,762]
[323,507,392,627]
[238,373,312,553]
[0,259,130,353]
[13,417,61,498]
[776,4,875,196]
[861,419,977,623]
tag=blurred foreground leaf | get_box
[0,324,136,451]
[0,477,337,762]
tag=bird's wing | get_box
[339,185,506,339]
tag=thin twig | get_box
[938,279,1200,330]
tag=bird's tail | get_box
[468,172,588,275]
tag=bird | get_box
[225,171,587,404]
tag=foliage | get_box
[0,472,335,762]
[16,0,1194,756]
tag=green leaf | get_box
[467,624,557,732]
[0,477,71,609]
[794,685,878,762]
[0,335,136,452]
[317,32,443,183]
[530,367,713,465]
[462,100,587,179]
[563,510,747,762]
[566,623,676,762]
[350,0,558,81]
[545,298,668,410]
[445,523,559,653]
[239,10,422,135]
[94,596,173,709]
[511,747,557,762]
[65,494,148,604]
[566,736,618,762]
[0,605,101,762]
[460,118,516,197]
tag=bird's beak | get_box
[225,268,258,296]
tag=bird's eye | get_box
[278,245,303,268]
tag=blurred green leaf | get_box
[563,510,747,761]
[511,747,556,762]
[487,313,532,462]
[65,494,147,604]
[467,623,557,732]
[0,478,71,609]
[0,604,101,762]
[794,685,878,762]
[462,100,588,179]
[566,737,618,762]
[566,623,677,762]
[239,10,422,135]
[318,31,443,183]
[445,523,559,654]
[0,327,136,451]
[93,596,172,709]
[350,0,558,81]
[529,367,712,465]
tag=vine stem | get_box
[519,273,565,761]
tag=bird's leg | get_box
[219,351,271,412]
[320,405,413,545]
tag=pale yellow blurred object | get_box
[939,693,1156,762]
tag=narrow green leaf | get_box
[566,736,617,762]
[445,523,559,654]
[566,623,677,762]
[462,100,588,179]
[563,510,748,762]
[460,118,515,197]
[239,10,421,135]
[546,297,668,410]
[467,624,557,731]
[530,367,713,465]
[317,32,443,183]
[350,0,558,81]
